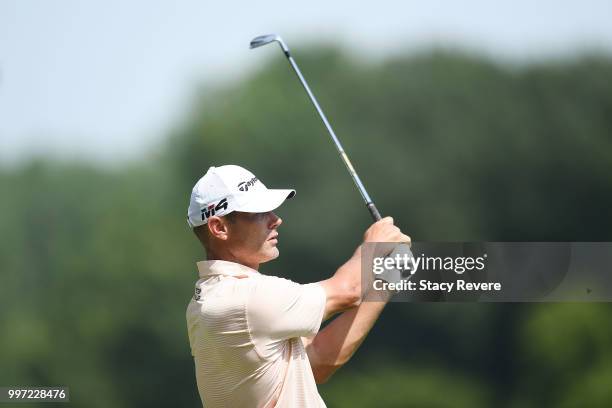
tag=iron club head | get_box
[248,33,380,220]
[249,34,290,55]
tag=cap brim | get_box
[236,189,295,213]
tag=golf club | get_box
[250,33,414,285]
[250,33,382,222]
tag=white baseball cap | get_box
[187,165,296,228]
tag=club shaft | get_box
[283,53,382,221]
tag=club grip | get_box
[367,202,382,221]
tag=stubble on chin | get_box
[261,245,280,263]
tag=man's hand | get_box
[363,216,411,261]
[364,216,411,244]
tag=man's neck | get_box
[206,248,259,271]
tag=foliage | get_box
[2,47,611,407]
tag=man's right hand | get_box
[363,217,411,245]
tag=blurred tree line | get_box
[1,46,611,407]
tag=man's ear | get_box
[207,216,229,240]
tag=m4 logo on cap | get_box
[237,177,258,192]
[201,198,228,221]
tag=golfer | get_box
[186,165,410,407]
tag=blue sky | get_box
[1,0,611,166]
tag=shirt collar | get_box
[196,259,260,279]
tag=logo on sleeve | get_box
[201,198,229,220]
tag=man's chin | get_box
[261,247,280,263]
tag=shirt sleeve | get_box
[246,275,327,343]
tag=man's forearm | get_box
[319,245,364,321]
[332,245,363,290]
[308,217,409,383]
[306,289,392,383]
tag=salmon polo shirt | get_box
[186,260,328,407]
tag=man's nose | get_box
[269,212,282,228]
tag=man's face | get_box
[226,211,283,267]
